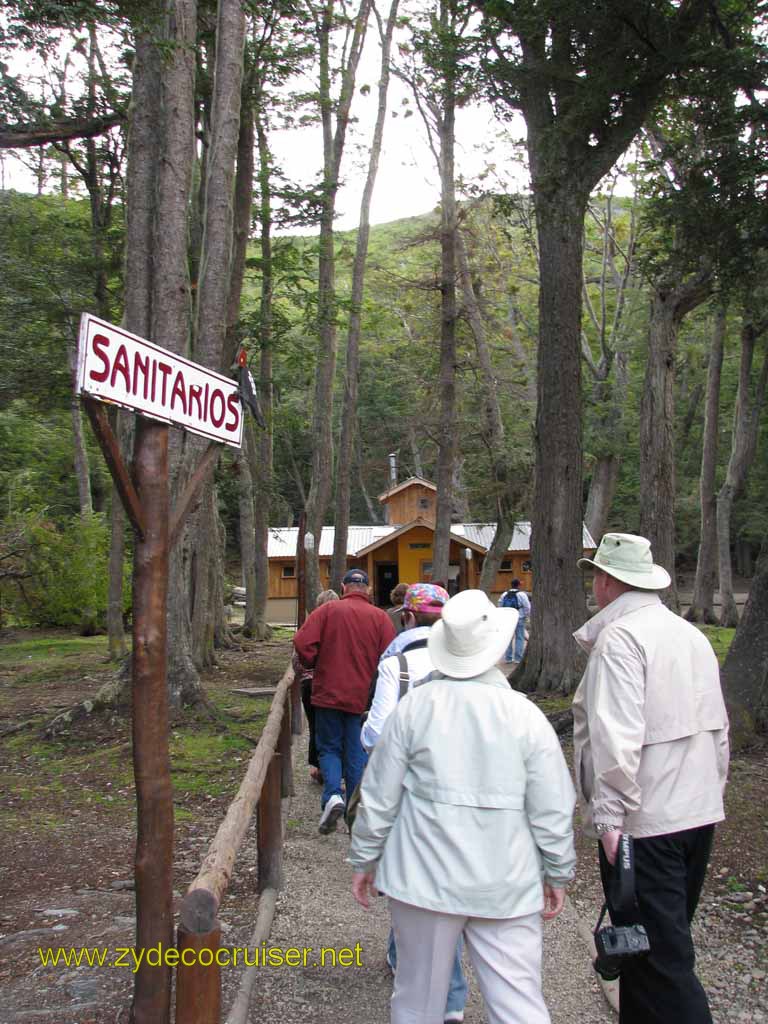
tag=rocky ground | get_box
[0,628,765,1023]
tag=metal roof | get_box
[267,521,596,558]
[267,525,395,559]
[451,522,596,550]
[452,522,535,551]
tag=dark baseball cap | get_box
[342,569,369,585]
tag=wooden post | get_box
[278,699,293,798]
[257,753,283,892]
[131,418,174,1024]
[176,889,221,1024]
[176,926,221,1024]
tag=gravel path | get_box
[220,733,615,1024]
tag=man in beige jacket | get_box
[573,533,729,1024]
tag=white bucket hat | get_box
[577,533,671,590]
[427,589,518,679]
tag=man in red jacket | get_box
[294,568,396,834]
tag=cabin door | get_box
[375,562,398,607]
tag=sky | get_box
[265,35,529,232]
[0,21,530,234]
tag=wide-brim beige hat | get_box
[428,589,518,679]
[577,532,671,590]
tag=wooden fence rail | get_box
[175,664,302,1024]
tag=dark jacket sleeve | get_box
[294,606,325,668]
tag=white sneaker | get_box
[444,1013,464,1023]
[318,794,345,834]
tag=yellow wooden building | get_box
[266,477,596,622]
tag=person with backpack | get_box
[361,582,467,1024]
[499,578,531,664]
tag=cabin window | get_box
[281,564,296,578]
[500,560,512,571]
[418,497,431,510]
[409,542,430,550]
[522,560,532,573]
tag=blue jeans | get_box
[505,619,526,662]
[314,707,368,809]
[388,928,467,1016]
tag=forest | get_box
[1,0,767,741]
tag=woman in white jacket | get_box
[349,590,576,1024]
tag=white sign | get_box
[75,314,243,448]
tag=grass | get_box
[698,625,736,665]
[0,634,112,664]
[0,633,119,690]
[269,625,296,642]
[0,630,272,833]
[532,693,572,714]
[0,710,269,829]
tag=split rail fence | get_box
[174,662,303,1024]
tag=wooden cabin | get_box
[265,477,596,623]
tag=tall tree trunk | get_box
[479,508,514,594]
[67,324,97,635]
[721,535,768,750]
[639,293,680,610]
[517,193,588,694]
[70,392,93,516]
[222,76,270,642]
[239,424,258,635]
[251,111,274,639]
[585,351,629,541]
[106,17,162,703]
[331,0,398,593]
[107,491,127,658]
[481,1,712,693]
[356,439,380,522]
[639,270,711,612]
[717,315,768,626]
[431,0,458,584]
[585,455,618,543]
[225,93,259,637]
[687,305,726,623]
[152,0,199,709]
[107,409,130,660]
[304,0,371,608]
[186,0,247,669]
[456,225,527,592]
[161,0,246,685]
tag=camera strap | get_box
[609,834,636,914]
[594,902,610,935]
[594,834,637,934]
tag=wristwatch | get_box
[595,823,620,836]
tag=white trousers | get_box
[389,898,550,1024]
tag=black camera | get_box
[593,922,650,981]
[593,834,651,981]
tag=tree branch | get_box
[0,112,124,150]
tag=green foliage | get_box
[1,510,128,628]
[0,192,123,412]
[699,625,737,667]
[0,402,85,517]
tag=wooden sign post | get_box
[75,314,244,1024]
